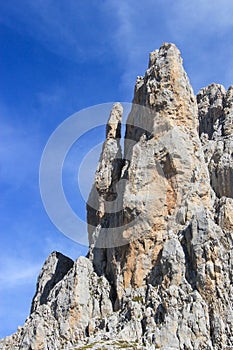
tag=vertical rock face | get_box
[87,102,123,251]
[198,84,233,198]
[131,43,197,133]
[1,43,233,350]
[88,43,211,307]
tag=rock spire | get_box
[1,43,233,350]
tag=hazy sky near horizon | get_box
[1,0,233,338]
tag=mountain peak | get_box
[1,43,233,350]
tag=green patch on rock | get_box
[132,296,143,303]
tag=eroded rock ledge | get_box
[1,43,233,350]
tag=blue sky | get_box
[1,0,233,338]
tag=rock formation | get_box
[1,43,233,350]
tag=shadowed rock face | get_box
[1,43,233,350]
[30,251,74,314]
[198,84,233,198]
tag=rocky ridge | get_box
[1,43,233,350]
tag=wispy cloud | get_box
[0,1,114,63]
[2,0,233,95]
[170,0,233,34]
[44,234,87,261]
[0,113,41,191]
[0,257,42,289]
[167,0,233,90]
[106,1,164,96]
[106,0,233,94]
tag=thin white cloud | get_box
[170,0,233,34]
[106,0,233,94]
[169,1,233,90]
[2,0,233,94]
[1,1,113,63]
[36,89,61,107]
[0,257,42,289]
[44,235,87,260]
[0,116,41,190]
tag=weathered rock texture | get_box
[1,43,233,350]
[198,83,233,198]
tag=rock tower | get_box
[1,43,233,350]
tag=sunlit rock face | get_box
[1,43,233,350]
[88,43,211,304]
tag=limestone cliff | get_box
[1,43,233,350]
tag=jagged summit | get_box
[131,43,197,137]
[1,43,233,350]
